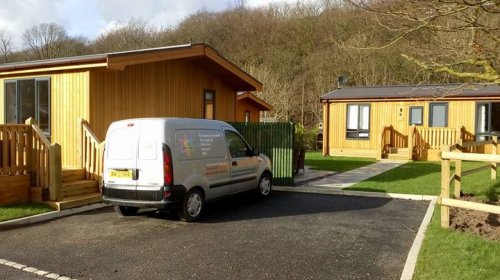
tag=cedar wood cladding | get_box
[0,44,263,166]
[321,84,500,159]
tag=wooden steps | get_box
[63,180,99,197]
[44,193,102,211]
[62,168,86,182]
[44,167,102,211]
[384,147,412,161]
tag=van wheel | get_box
[257,173,272,197]
[178,189,204,222]
[114,205,139,216]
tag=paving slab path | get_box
[298,161,405,189]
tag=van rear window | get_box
[175,129,226,160]
[107,127,135,160]
[138,125,158,160]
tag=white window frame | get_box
[346,104,370,139]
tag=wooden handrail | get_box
[31,125,51,147]
[28,119,62,201]
[459,140,493,148]
[80,119,104,184]
[377,124,392,160]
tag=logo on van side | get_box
[178,134,194,158]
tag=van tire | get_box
[178,189,204,222]
[257,173,272,197]
[114,205,139,216]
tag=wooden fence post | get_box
[492,136,497,180]
[454,139,463,198]
[454,159,462,198]
[441,145,451,228]
[49,143,62,201]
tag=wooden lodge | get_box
[0,43,262,208]
[235,91,272,122]
[321,84,500,161]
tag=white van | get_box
[102,118,272,221]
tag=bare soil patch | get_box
[450,196,500,241]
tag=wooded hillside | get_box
[1,0,498,127]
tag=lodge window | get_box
[409,106,423,126]
[4,78,50,136]
[346,104,370,139]
[204,90,215,120]
[476,102,500,141]
[429,103,448,127]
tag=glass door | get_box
[5,81,17,123]
[4,78,50,136]
[476,102,500,140]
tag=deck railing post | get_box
[77,118,83,168]
[49,143,62,201]
[441,145,451,228]
[492,136,497,180]
[24,118,35,183]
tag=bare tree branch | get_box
[0,31,13,63]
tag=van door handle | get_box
[232,161,238,166]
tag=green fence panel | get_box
[229,122,295,186]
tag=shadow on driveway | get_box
[141,190,391,223]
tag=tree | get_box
[22,23,71,60]
[0,31,13,63]
[92,19,158,53]
[345,0,500,83]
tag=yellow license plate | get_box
[109,169,133,179]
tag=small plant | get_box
[294,124,318,150]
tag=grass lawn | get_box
[341,161,500,279]
[346,161,500,199]
[0,203,54,222]
[305,152,376,173]
[414,207,500,279]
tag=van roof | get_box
[112,117,232,130]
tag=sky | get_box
[0,0,309,50]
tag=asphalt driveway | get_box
[0,191,429,280]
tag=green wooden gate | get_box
[229,122,294,186]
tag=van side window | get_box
[225,131,249,158]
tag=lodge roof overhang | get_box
[320,84,500,102]
[0,43,262,91]
[237,92,273,111]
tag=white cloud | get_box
[0,0,317,50]
[96,20,128,37]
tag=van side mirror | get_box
[252,148,260,157]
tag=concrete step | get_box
[387,153,409,160]
[62,168,86,183]
[388,147,408,154]
[62,180,99,197]
[379,158,410,163]
[45,193,102,211]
